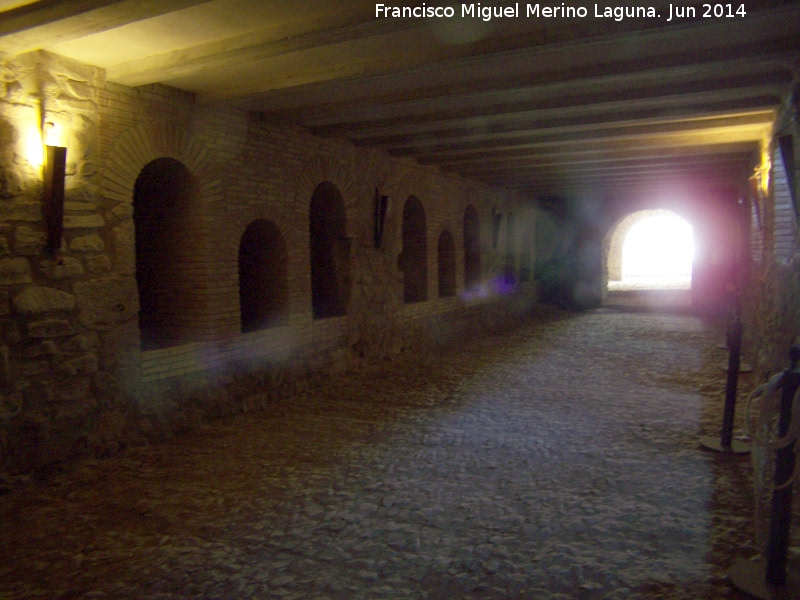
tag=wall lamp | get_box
[43,142,67,257]
[374,187,389,249]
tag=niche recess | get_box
[239,219,288,332]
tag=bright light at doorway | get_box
[622,214,693,285]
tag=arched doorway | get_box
[607,209,693,290]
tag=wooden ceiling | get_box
[2,0,798,199]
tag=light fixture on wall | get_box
[491,207,502,248]
[374,187,389,249]
[42,123,67,257]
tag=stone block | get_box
[0,291,8,316]
[0,236,9,256]
[63,214,104,229]
[0,257,32,285]
[111,222,135,274]
[0,319,21,345]
[20,360,51,376]
[65,201,97,213]
[54,96,95,113]
[63,333,100,354]
[39,256,84,279]
[0,201,42,222]
[69,233,105,252]
[0,168,23,197]
[15,226,45,255]
[39,376,90,404]
[57,354,98,376]
[56,397,98,423]
[62,79,94,101]
[27,319,75,338]
[0,391,22,419]
[22,340,62,359]
[109,204,133,221]
[14,287,76,314]
[0,345,9,387]
[74,276,138,329]
[84,254,112,273]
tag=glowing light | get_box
[22,123,44,167]
[622,214,693,282]
[758,144,771,196]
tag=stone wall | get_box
[741,95,800,375]
[0,51,541,478]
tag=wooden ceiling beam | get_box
[328,77,788,137]
[453,153,752,174]
[0,0,212,54]
[108,13,416,87]
[242,5,800,112]
[303,57,792,132]
[358,111,776,154]
[419,141,759,167]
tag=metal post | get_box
[700,291,750,454]
[728,346,800,599]
[765,347,800,586]
[721,304,743,449]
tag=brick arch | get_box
[385,169,434,250]
[292,155,358,227]
[102,121,224,348]
[218,204,295,270]
[103,121,223,207]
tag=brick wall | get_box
[0,50,540,477]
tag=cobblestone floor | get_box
[0,305,786,599]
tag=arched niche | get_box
[133,157,202,350]
[464,204,481,290]
[400,196,428,303]
[310,182,350,319]
[239,219,288,332]
[437,229,456,298]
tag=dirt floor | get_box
[0,298,795,600]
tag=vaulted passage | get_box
[1,7,799,597]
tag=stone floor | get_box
[0,304,791,599]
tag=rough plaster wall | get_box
[0,51,538,477]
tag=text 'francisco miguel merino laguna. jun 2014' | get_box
[375,3,749,23]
